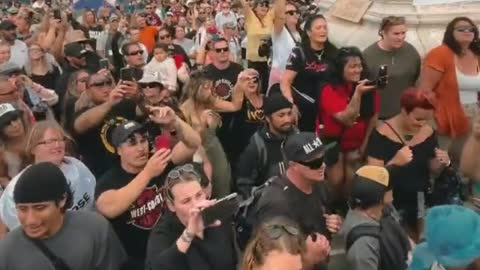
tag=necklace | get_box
[315,50,324,61]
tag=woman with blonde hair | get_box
[24,42,62,90]
[242,217,305,270]
[180,69,251,197]
[0,120,96,232]
[62,70,89,131]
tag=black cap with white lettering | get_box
[282,132,334,162]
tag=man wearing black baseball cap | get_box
[253,132,343,270]
[236,92,296,199]
[341,165,410,270]
[95,106,201,269]
[0,162,127,270]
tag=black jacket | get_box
[145,211,237,270]
[235,126,297,199]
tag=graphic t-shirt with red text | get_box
[95,163,174,263]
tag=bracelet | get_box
[181,229,194,243]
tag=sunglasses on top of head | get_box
[297,157,325,170]
[258,1,269,7]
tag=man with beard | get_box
[95,106,201,270]
[235,92,296,199]
[0,20,27,67]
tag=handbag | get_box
[26,235,72,270]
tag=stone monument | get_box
[318,0,480,56]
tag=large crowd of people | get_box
[0,0,478,270]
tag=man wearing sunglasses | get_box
[254,132,343,270]
[95,108,201,269]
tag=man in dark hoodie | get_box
[235,92,296,199]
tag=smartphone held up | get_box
[201,193,239,226]
[365,65,388,89]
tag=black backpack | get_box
[345,213,410,270]
[234,176,275,250]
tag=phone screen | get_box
[201,193,239,225]
[99,59,109,70]
[120,68,134,81]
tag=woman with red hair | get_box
[366,88,451,242]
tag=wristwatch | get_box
[181,229,195,243]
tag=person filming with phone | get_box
[95,106,201,270]
[317,47,379,213]
[145,164,238,270]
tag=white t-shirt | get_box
[271,26,300,70]
[10,40,28,68]
[0,157,96,230]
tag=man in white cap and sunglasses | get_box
[95,106,201,270]
[254,132,343,270]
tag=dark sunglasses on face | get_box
[128,50,144,56]
[90,79,113,87]
[140,82,161,89]
[298,157,325,170]
[264,224,300,239]
[215,47,229,53]
[159,34,171,40]
[455,27,475,33]
[286,10,299,15]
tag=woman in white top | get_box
[269,0,301,87]
[0,120,96,232]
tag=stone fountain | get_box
[318,0,480,56]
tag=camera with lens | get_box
[258,38,272,58]
[32,102,49,121]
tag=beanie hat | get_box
[350,165,389,209]
[264,93,293,116]
[14,162,69,204]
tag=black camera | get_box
[32,102,49,121]
[258,38,272,58]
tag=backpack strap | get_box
[26,236,72,270]
[346,224,380,251]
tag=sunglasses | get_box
[167,164,200,180]
[215,47,229,53]
[455,27,475,33]
[140,82,162,89]
[90,79,113,87]
[159,34,171,40]
[297,157,325,170]
[264,224,300,239]
[127,50,144,56]
[286,10,299,15]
